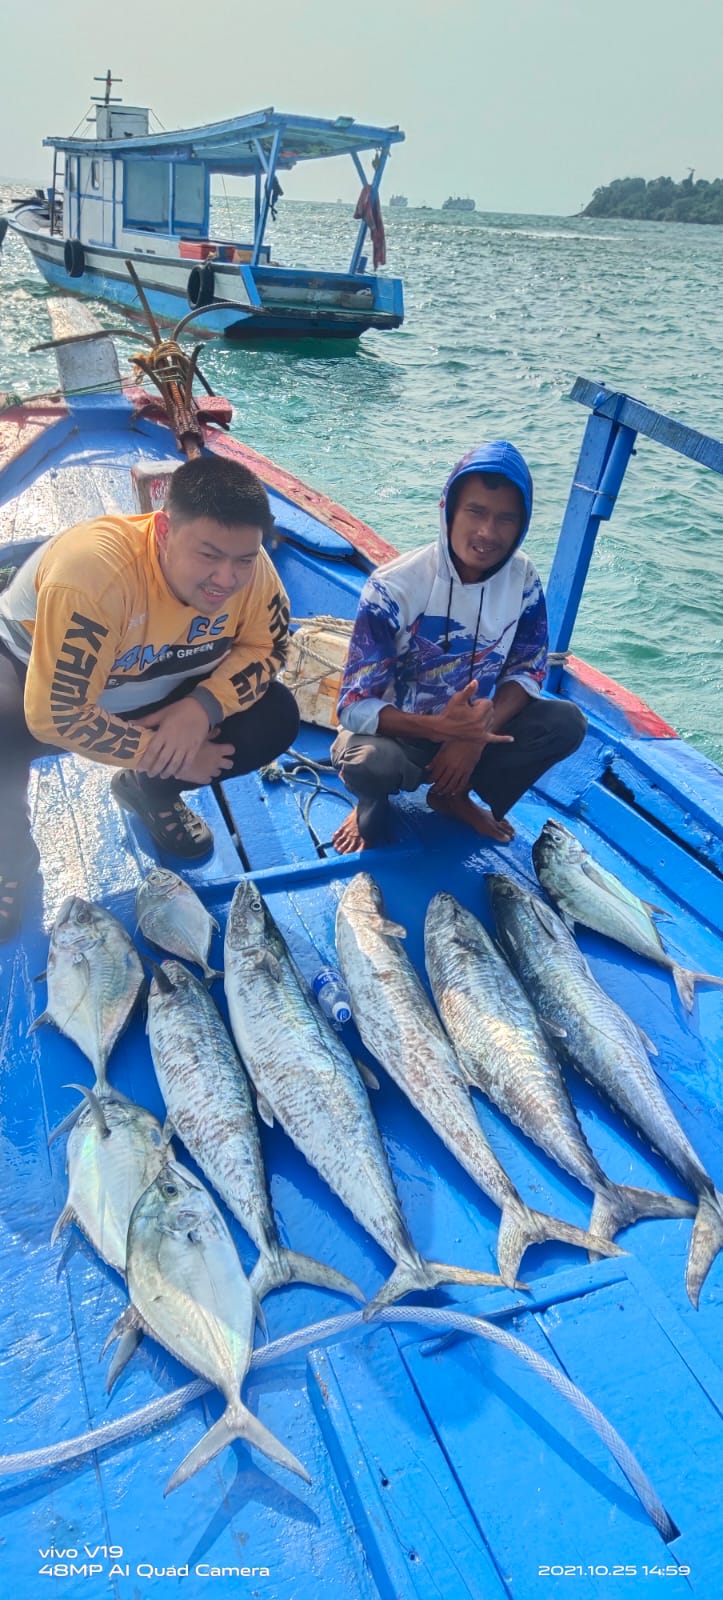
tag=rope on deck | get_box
[0,1305,676,1540]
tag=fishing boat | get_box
[389,194,409,208]
[442,196,476,212]
[0,73,404,342]
[0,303,722,1599]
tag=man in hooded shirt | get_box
[331,441,586,853]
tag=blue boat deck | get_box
[1,402,722,1598]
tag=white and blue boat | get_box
[0,311,722,1597]
[0,77,404,342]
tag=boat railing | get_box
[546,379,723,693]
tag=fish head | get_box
[143,1161,218,1236]
[51,895,108,954]
[226,879,269,953]
[425,890,470,942]
[138,865,183,903]
[532,818,584,883]
[489,872,570,958]
[338,872,383,918]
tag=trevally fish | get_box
[106,1160,310,1494]
[491,873,723,1307]
[533,818,723,1012]
[53,1084,172,1391]
[224,879,503,1312]
[30,897,145,1085]
[335,872,623,1288]
[425,892,695,1247]
[136,867,222,984]
[147,960,364,1304]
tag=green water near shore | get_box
[1,194,721,763]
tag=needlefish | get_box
[105,1161,310,1494]
[224,879,505,1312]
[136,867,222,984]
[533,818,723,1013]
[425,892,695,1247]
[335,873,624,1287]
[491,873,723,1307]
[30,897,145,1085]
[147,960,364,1303]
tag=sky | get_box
[1,0,721,214]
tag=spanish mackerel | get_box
[336,873,623,1287]
[491,874,723,1307]
[30,897,145,1085]
[224,880,504,1311]
[147,960,364,1303]
[106,1161,310,1494]
[533,818,723,1012]
[425,893,695,1247]
[136,868,222,984]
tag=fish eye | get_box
[162,1182,178,1198]
[75,906,91,923]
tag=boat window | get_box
[123,159,170,230]
[172,163,205,234]
[66,160,75,191]
[91,160,101,191]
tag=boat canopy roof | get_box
[44,109,405,172]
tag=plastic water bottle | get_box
[313,966,352,1026]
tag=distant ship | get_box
[442,196,476,212]
[389,194,408,208]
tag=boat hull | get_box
[6,216,404,341]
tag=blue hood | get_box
[440,441,534,579]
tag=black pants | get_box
[331,697,587,843]
[0,643,299,866]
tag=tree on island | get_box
[583,174,723,224]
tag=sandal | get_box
[0,842,40,944]
[111,771,214,861]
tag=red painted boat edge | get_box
[567,653,679,738]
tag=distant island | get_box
[583,173,723,224]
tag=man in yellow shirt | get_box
[0,454,299,940]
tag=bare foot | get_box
[332,808,370,855]
[427,789,515,843]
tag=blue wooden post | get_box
[349,146,390,275]
[251,127,281,267]
[545,399,637,693]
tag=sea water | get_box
[0,192,721,763]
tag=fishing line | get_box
[0,1306,674,1539]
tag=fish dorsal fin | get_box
[636,1023,658,1057]
[28,1010,51,1037]
[530,898,566,942]
[355,1057,380,1091]
[64,1082,111,1138]
[256,1092,275,1128]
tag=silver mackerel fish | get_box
[225,879,504,1311]
[136,867,222,984]
[147,959,364,1303]
[491,873,723,1307]
[425,892,695,1246]
[533,819,723,1013]
[31,897,145,1086]
[106,1160,310,1494]
[336,873,623,1287]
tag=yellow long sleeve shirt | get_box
[0,513,290,769]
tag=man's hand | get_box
[174,736,235,786]
[434,681,514,746]
[427,739,482,799]
[137,698,212,780]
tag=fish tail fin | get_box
[363,1255,506,1318]
[496,1202,625,1286]
[164,1404,311,1495]
[685,1190,723,1309]
[249,1246,366,1305]
[589,1183,696,1253]
[672,964,723,1013]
